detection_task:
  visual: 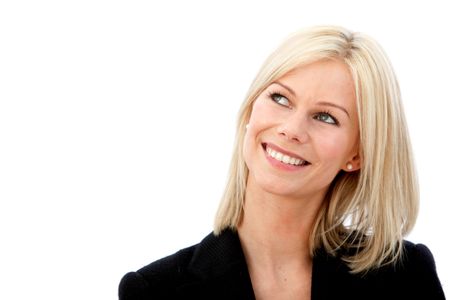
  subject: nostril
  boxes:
[278,129,307,144]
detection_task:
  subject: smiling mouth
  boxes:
[262,143,310,166]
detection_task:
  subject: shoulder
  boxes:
[118,229,250,300]
[401,241,436,269]
[364,241,445,299]
[118,244,197,299]
[396,241,444,295]
[313,240,446,299]
[378,241,440,277]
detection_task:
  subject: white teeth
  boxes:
[266,146,305,166]
[275,152,283,161]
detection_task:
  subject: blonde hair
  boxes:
[213,26,419,274]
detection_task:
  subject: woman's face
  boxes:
[243,59,360,201]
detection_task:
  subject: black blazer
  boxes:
[119,229,445,299]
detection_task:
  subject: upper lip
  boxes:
[263,142,309,163]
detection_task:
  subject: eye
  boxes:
[314,111,339,125]
[270,92,290,107]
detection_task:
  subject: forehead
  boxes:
[278,59,355,100]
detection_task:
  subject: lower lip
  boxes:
[263,145,308,172]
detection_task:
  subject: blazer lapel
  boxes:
[175,229,373,300]
[175,229,256,299]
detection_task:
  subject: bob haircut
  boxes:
[214,25,419,274]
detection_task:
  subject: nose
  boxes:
[277,114,310,144]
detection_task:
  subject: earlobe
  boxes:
[344,162,360,172]
[344,153,361,172]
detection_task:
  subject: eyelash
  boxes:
[267,91,290,107]
[315,110,340,126]
[266,90,340,126]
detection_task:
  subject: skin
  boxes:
[238,59,361,300]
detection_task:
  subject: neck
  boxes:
[237,177,326,267]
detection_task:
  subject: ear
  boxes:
[343,153,361,172]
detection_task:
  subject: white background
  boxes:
[1,1,448,299]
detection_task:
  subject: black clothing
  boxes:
[119,228,445,299]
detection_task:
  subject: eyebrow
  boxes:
[273,81,297,97]
[317,101,350,118]
[273,81,350,118]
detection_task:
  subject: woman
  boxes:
[119,26,445,299]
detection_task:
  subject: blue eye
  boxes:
[314,112,339,125]
[270,93,290,107]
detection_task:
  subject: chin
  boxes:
[258,178,306,198]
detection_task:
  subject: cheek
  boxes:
[248,98,269,126]
[242,129,252,161]
[244,103,267,151]
[243,99,272,167]
[315,131,354,163]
